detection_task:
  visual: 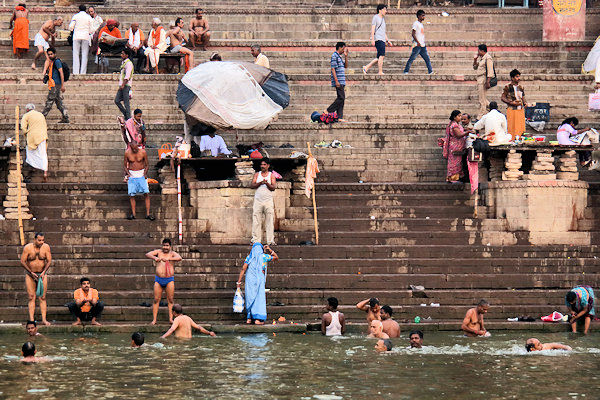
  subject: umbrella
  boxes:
[177,61,290,131]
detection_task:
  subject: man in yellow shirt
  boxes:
[251,44,270,69]
[67,277,104,326]
[20,104,48,182]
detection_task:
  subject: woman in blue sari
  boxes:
[237,243,278,325]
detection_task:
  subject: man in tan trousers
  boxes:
[473,44,494,117]
[251,158,276,245]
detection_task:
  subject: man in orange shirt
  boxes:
[67,277,104,326]
[98,19,123,73]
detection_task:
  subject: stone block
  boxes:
[523,174,557,180]
[556,172,579,180]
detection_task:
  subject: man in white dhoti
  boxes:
[20,104,49,182]
[144,18,167,73]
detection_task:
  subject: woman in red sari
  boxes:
[442,110,467,183]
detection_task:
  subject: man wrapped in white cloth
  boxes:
[20,104,49,181]
[144,18,168,72]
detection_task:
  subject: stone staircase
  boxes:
[0,4,598,325]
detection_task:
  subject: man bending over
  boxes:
[161,304,216,339]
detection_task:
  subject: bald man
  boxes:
[367,319,389,339]
[525,338,572,352]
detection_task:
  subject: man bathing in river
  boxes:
[375,339,393,353]
[20,233,52,325]
[131,332,145,347]
[321,297,346,336]
[525,338,572,352]
[380,305,400,338]
[368,320,389,339]
[409,330,424,348]
[26,320,42,337]
[461,299,490,337]
[21,341,48,363]
[146,238,182,325]
[161,304,216,339]
[356,297,381,323]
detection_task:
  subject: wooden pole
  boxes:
[177,160,183,244]
[15,106,24,245]
[306,142,319,245]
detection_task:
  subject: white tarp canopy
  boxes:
[583,36,600,76]
[180,62,283,130]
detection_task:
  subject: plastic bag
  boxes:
[233,288,244,313]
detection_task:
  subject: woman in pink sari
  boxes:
[442,110,467,183]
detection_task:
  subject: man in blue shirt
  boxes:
[327,41,348,121]
[42,47,69,123]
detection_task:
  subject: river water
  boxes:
[0,331,598,399]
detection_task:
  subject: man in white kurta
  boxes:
[473,101,511,145]
[144,18,167,71]
[199,133,232,156]
[21,103,49,181]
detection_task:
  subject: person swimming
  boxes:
[131,332,145,347]
[525,338,572,352]
[409,330,424,348]
[375,339,393,353]
[368,319,389,339]
[160,304,216,339]
[20,341,48,363]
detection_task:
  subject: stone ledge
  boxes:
[488,180,589,189]
[189,179,291,189]
[315,182,469,192]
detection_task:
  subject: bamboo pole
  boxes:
[177,160,183,244]
[306,142,319,245]
[15,106,24,245]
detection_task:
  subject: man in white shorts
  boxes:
[32,17,63,70]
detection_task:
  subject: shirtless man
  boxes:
[525,338,572,352]
[409,330,423,348]
[380,305,400,338]
[146,238,182,325]
[461,299,490,337]
[20,233,52,325]
[161,304,216,339]
[356,297,381,323]
[168,18,194,70]
[32,17,63,70]
[368,320,389,339]
[374,339,393,353]
[21,342,48,363]
[26,320,42,337]
[123,140,154,220]
[189,8,210,50]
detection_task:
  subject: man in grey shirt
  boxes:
[363,4,392,76]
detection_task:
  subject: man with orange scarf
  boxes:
[42,47,69,123]
[144,18,167,73]
[10,4,29,58]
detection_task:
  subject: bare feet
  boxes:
[43,175,48,183]
[72,319,82,326]
[42,320,51,326]
[150,320,157,325]
[31,63,36,70]
[254,320,264,325]
[90,318,101,326]
[246,319,252,324]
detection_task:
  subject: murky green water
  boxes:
[0,331,598,399]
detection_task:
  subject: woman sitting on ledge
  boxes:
[557,117,592,166]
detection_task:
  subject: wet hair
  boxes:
[449,110,461,121]
[417,9,425,17]
[409,330,424,339]
[34,232,44,239]
[132,332,145,346]
[261,157,271,166]
[47,47,56,55]
[327,297,338,309]
[22,341,35,357]
[79,5,87,11]
[377,4,387,12]
[477,299,490,307]
[525,343,535,352]
[561,117,579,127]
[195,8,204,13]
[335,42,346,50]
[26,320,36,327]
[210,53,222,61]
[510,69,521,78]
[172,304,183,314]
[488,101,498,110]
[80,277,90,284]
[369,297,380,308]
[134,109,142,116]
[162,238,172,246]
[478,44,487,52]
[566,291,577,303]
[382,339,393,351]
[175,17,183,26]
[381,305,393,316]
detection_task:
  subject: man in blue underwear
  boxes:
[146,238,182,325]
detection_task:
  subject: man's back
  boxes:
[382,319,400,338]
[174,315,193,338]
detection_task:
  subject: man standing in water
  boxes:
[20,233,52,326]
[461,299,490,337]
[380,305,400,338]
[409,330,423,348]
[321,297,346,336]
[368,320,389,339]
[161,304,216,339]
[146,238,182,325]
[124,139,154,220]
[356,297,381,323]
[21,342,48,363]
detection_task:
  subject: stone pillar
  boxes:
[489,155,504,181]
[526,149,556,180]
[235,160,255,182]
[556,150,579,180]
[4,151,32,220]
[502,150,523,181]
[543,0,585,41]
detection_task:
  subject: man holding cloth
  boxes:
[67,277,104,326]
[21,104,48,182]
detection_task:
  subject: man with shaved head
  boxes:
[525,338,571,352]
[368,320,389,339]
